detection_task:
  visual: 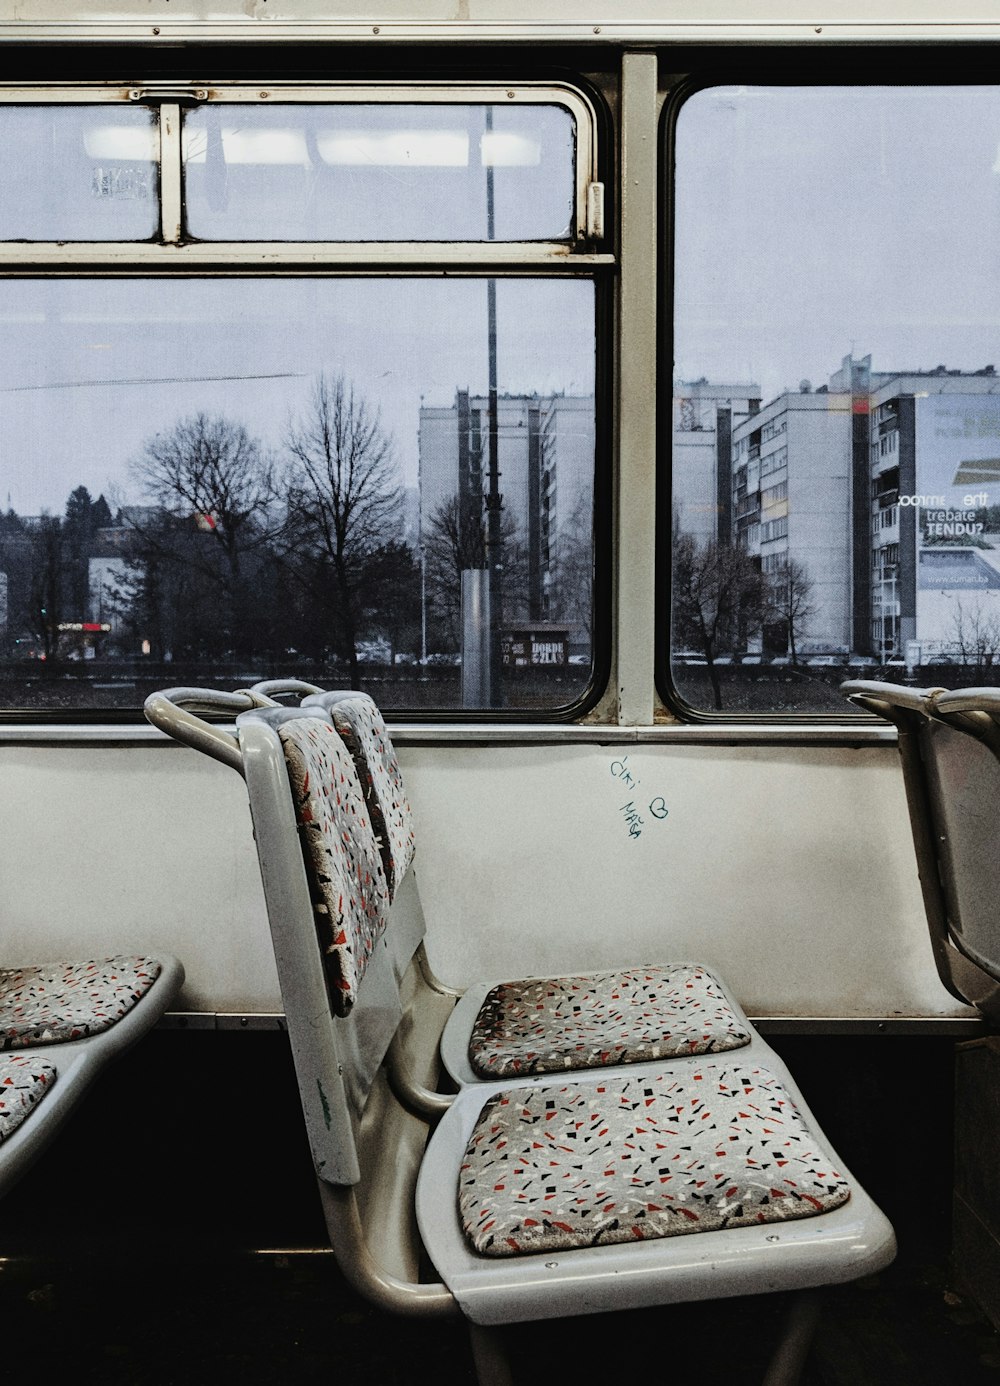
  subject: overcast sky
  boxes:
[8,85,999,516]
[0,277,595,517]
[674,85,1000,404]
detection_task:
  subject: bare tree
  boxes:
[672,532,767,710]
[27,515,65,662]
[0,510,34,655]
[949,595,1000,681]
[128,413,276,661]
[546,491,594,646]
[423,495,483,648]
[62,486,109,622]
[107,513,216,662]
[767,557,816,666]
[422,493,525,651]
[281,372,402,685]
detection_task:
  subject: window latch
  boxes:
[128,88,208,105]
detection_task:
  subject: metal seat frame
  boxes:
[842,680,1000,1022]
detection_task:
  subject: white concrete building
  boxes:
[672,379,760,544]
[730,383,854,654]
[418,390,594,625]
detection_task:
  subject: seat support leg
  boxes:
[761,1289,822,1386]
[467,1322,515,1386]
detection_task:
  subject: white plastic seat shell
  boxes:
[0,953,184,1198]
[417,1041,896,1326]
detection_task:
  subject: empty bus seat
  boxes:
[0,956,167,1049]
[842,679,1000,1021]
[146,685,895,1385]
[281,686,753,1088]
[0,952,183,1196]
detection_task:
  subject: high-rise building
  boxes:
[418,390,594,625]
[729,374,858,654]
[672,380,761,545]
[719,355,1000,660]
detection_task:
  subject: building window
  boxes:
[0,85,601,717]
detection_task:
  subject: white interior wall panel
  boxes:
[0,740,966,1019]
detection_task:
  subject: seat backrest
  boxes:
[145,687,408,1186]
[925,688,1000,1010]
[842,679,1000,1019]
[302,690,416,902]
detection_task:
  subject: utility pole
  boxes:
[484,104,504,706]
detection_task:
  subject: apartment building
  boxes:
[729,377,856,654]
[418,390,594,625]
[672,379,760,544]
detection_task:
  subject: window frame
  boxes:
[657,68,1000,725]
[0,81,602,262]
[0,76,613,724]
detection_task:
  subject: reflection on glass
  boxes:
[0,107,158,241]
[671,85,1000,714]
[0,278,594,711]
[182,104,575,241]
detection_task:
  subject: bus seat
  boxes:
[146,685,896,1385]
[293,686,753,1089]
[0,953,184,1197]
[842,679,1000,1022]
[0,688,206,1196]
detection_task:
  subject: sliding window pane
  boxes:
[182,104,576,241]
[0,278,594,711]
[0,107,158,240]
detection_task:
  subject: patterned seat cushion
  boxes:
[0,957,162,1050]
[327,695,415,901]
[468,964,751,1078]
[0,1054,57,1144]
[459,1062,850,1257]
[279,716,390,1016]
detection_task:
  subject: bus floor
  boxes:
[0,1250,998,1384]
[0,1030,996,1384]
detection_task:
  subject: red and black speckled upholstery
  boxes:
[0,1054,57,1145]
[325,695,415,902]
[459,1061,850,1257]
[467,964,751,1078]
[279,715,390,1016]
[0,957,163,1050]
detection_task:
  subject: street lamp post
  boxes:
[484,105,504,707]
[420,542,427,667]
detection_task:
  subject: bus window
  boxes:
[669,85,1000,715]
[0,85,603,718]
[183,102,577,243]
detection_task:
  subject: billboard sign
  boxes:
[914,395,1000,570]
[502,625,569,667]
[914,394,1000,527]
[913,395,1000,647]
